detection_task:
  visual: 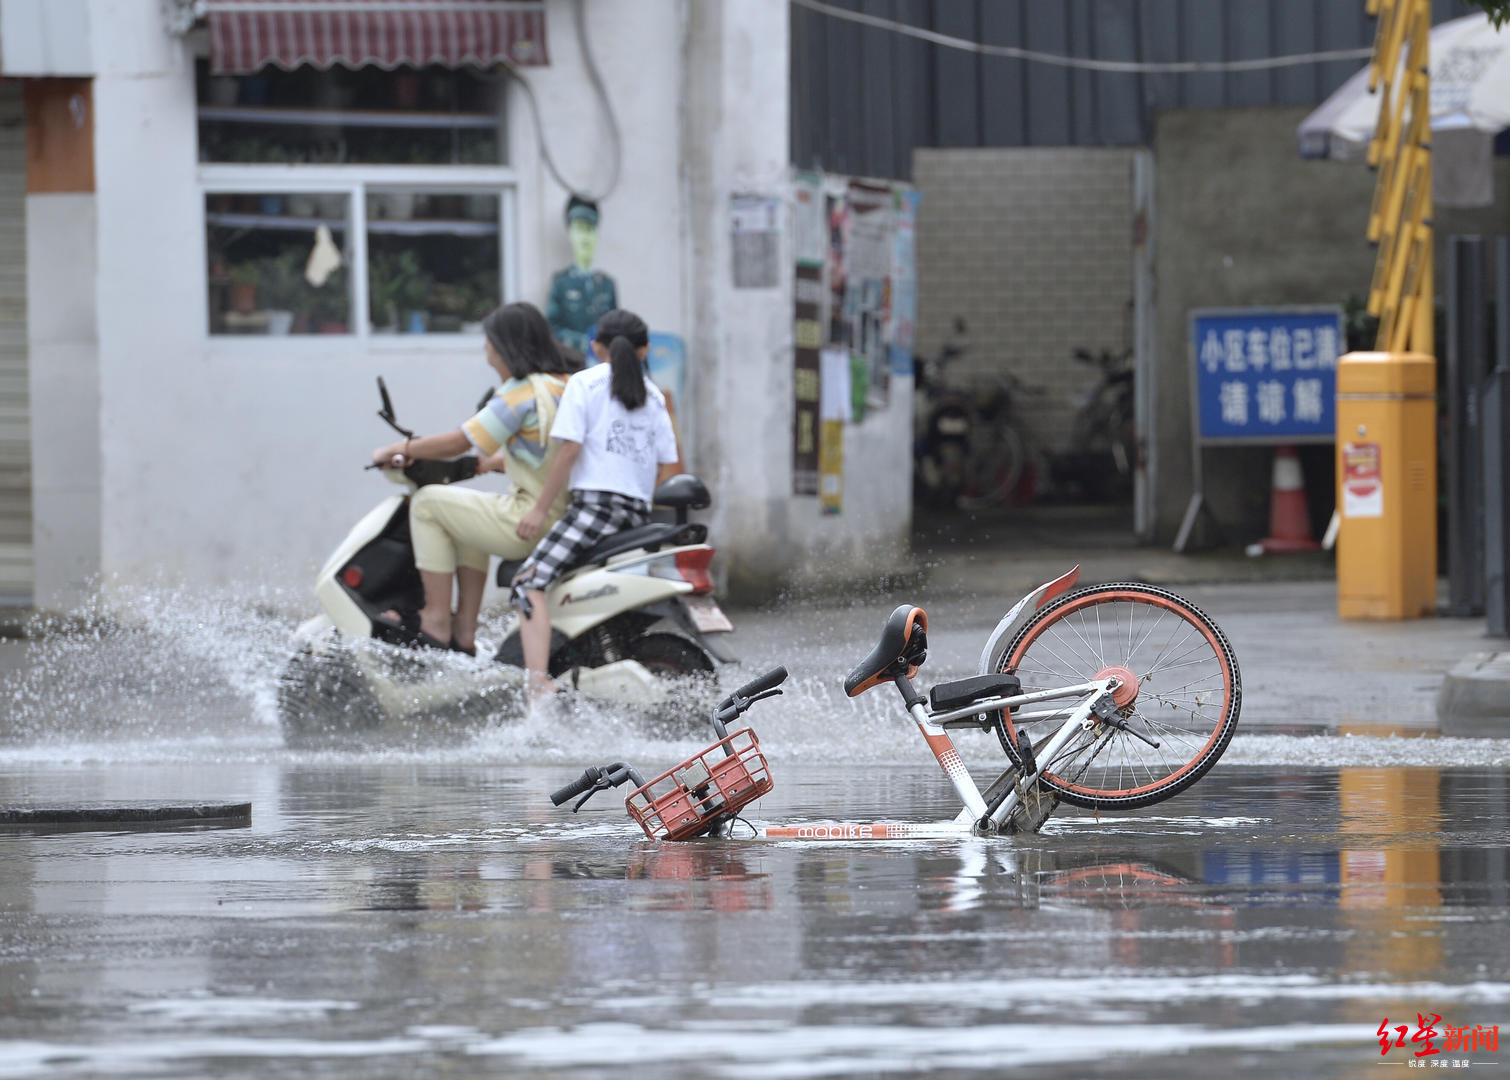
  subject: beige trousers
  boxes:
[409,484,537,574]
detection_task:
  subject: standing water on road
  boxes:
[2,581,1508,1077]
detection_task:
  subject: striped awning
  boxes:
[206,0,549,74]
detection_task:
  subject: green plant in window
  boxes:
[258,247,309,312]
[307,264,349,330]
[368,250,432,328]
[229,262,260,287]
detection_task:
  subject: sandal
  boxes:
[374,610,451,652]
[449,639,477,657]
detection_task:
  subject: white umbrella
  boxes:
[1297,12,1510,161]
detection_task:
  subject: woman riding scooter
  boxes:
[369,302,573,654]
[512,308,683,701]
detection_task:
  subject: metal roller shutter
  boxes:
[0,82,30,605]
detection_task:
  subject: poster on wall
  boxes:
[793,263,823,496]
[793,171,826,267]
[846,179,894,411]
[825,187,848,347]
[889,188,919,378]
[819,347,851,515]
[731,194,782,289]
[646,331,687,434]
[793,172,827,496]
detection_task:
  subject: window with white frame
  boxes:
[197,62,515,338]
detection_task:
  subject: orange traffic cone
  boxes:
[1254,445,1319,554]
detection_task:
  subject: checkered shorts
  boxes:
[511,490,651,610]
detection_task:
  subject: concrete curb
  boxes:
[1437,651,1510,737]
[0,802,252,828]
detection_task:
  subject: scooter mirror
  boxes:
[376,376,414,438]
[475,386,495,413]
[377,376,396,422]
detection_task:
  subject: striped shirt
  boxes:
[461,375,568,465]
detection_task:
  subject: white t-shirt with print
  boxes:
[550,363,679,504]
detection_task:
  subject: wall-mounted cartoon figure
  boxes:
[546,195,618,359]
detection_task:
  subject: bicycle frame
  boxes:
[753,674,1119,840]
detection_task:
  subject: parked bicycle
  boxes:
[548,567,1243,840]
[913,318,1042,511]
[1052,346,1136,502]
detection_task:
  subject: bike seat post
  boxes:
[891,673,927,712]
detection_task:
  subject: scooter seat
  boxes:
[576,522,695,566]
[844,604,928,697]
[492,523,706,588]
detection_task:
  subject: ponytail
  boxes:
[594,308,651,411]
[607,335,647,409]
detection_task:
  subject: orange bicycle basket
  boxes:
[625,728,773,841]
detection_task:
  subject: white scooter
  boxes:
[277,378,737,746]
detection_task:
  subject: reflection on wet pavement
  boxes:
[0,762,1506,1078]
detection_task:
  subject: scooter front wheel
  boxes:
[992,583,1241,811]
[625,633,718,739]
[277,637,386,746]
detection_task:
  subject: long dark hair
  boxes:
[595,309,650,410]
[483,302,570,380]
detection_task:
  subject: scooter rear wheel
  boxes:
[626,632,715,677]
[992,583,1241,810]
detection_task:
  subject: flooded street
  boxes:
[2,581,1508,1077]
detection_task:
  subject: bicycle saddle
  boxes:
[844,604,928,697]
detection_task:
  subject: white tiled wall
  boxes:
[913,147,1136,455]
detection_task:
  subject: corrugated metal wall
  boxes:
[791,0,1479,180]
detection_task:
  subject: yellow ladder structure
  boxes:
[1366,0,1434,356]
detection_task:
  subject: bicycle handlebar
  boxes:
[549,762,647,810]
[550,766,605,807]
[732,666,789,701]
[713,666,789,735]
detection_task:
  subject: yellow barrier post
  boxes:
[1335,352,1437,619]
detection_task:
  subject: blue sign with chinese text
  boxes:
[1191,308,1343,443]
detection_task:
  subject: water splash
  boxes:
[5,585,1508,774]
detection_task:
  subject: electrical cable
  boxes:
[790,0,1375,75]
[498,0,623,203]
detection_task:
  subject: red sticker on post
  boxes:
[1342,441,1383,518]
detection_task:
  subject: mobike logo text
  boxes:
[796,824,877,839]
[561,584,619,606]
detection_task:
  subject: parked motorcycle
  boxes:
[277,378,736,746]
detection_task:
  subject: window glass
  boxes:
[206,193,352,335]
[195,61,504,165]
[367,192,500,334]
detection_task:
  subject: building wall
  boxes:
[912,146,1136,459]
[1152,106,1379,544]
[683,2,911,599]
[4,0,909,610]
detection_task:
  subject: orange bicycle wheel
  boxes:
[993,583,1241,810]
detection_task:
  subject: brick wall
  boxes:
[912,147,1136,456]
